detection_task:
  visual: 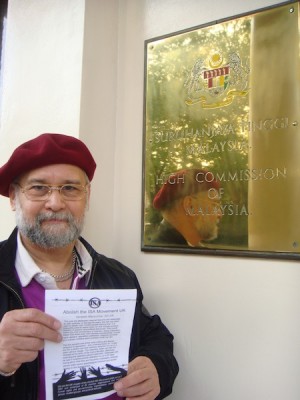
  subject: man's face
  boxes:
[189,191,222,242]
[9,164,90,248]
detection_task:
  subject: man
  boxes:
[151,169,222,247]
[0,133,178,400]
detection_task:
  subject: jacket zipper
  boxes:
[0,280,39,399]
[0,280,25,308]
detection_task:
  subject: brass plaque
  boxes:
[142,1,300,258]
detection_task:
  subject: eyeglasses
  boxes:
[16,184,89,201]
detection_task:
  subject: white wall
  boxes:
[1,1,300,400]
[0,0,85,236]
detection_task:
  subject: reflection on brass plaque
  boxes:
[142,1,300,259]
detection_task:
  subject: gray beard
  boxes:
[15,203,85,249]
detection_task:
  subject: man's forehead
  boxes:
[18,164,86,183]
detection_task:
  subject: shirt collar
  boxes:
[15,232,93,289]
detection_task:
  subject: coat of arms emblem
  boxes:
[185,51,250,108]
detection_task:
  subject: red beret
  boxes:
[153,169,220,210]
[0,133,97,197]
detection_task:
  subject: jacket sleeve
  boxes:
[130,300,179,399]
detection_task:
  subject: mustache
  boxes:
[37,212,73,222]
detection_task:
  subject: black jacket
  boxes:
[149,220,188,247]
[0,228,179,400]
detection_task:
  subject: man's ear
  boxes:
[183,195,195,216]
[9,185,17,211]
[85,184,91,210]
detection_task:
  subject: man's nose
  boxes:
[44,188,66,208]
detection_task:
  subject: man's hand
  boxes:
[0,308,61,374]
[114,356,160,400]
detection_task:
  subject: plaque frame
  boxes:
[141,1,300,260]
